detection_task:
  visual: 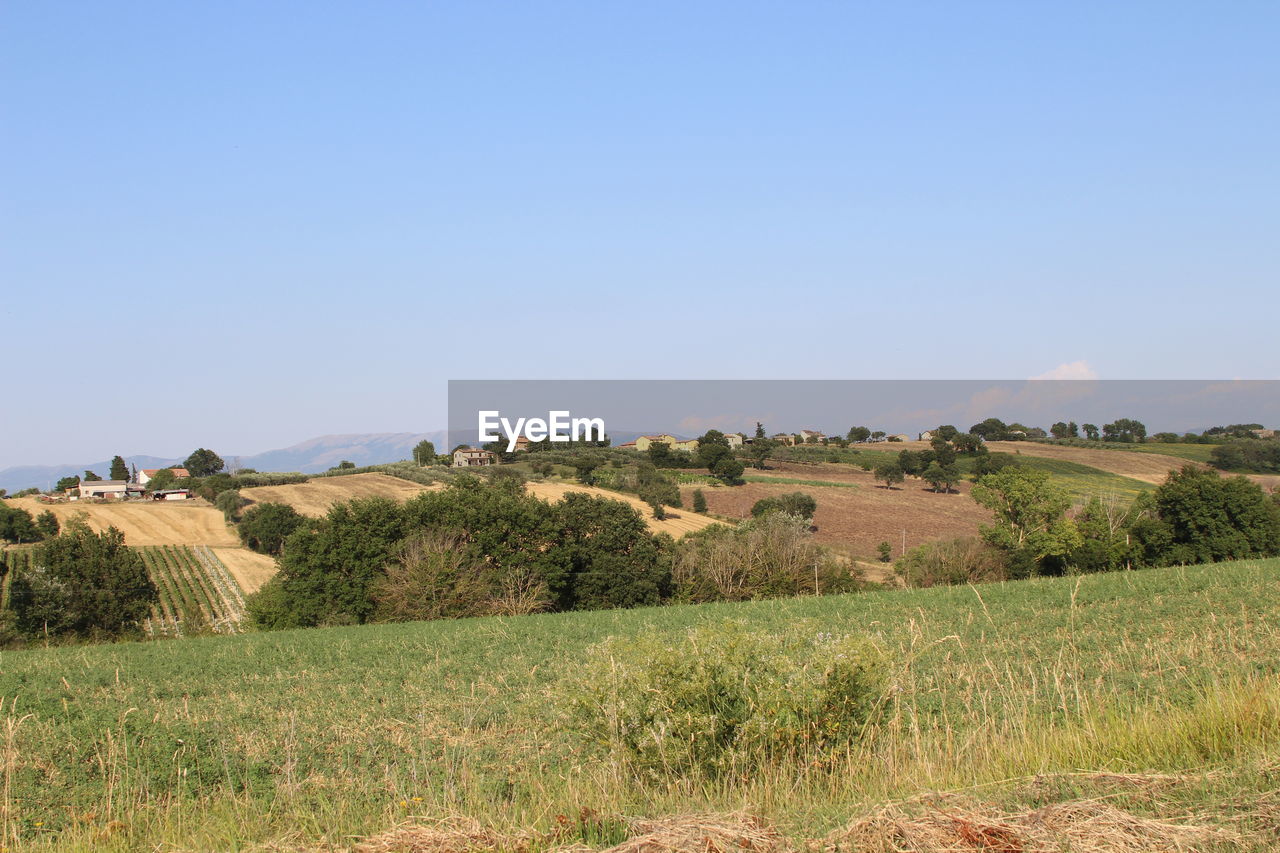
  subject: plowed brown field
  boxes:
[685,461,993,560]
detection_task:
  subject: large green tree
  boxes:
[183,448,225,478]
[1141,465,1280,565]
[874,461,905,489]
[238,502,306,555]
[109,455,129,481]
[695,430,733,470]
[412,439,437,466]
[0,504,39,543]
[9,521,157,637]
[1102,418,1147,443]
[970,467,1080,576]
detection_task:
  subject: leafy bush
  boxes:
[895,537,1008,587]
[238,502,306,555]
[1142,465,1280,565]
[1210,439,1280,474]
[250,477,674,628]
[672,512,851,602]
[557,621,886,777]
[214,488,245,521]
[371,531,518,621]
[0,504,39,543]
[750,491,816,520]
[9,521,157,639]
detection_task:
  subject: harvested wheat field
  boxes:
[686,463,993,559]
[525,481,722,537]
[7,497,240,547]
[240,472,437,516]
[211,546,278,593]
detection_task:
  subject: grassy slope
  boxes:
[4,558,1280,849]
[764,446,1155,502]
[1037,441,1218,463]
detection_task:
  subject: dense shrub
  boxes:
[1210,439,1280,474]
[262,497,408,627]
[895,537,1008,587]
[750,491,817,520]
[558,621,887,777]
[370,531,533,621]
[672,512,851,602]
[238,502,306,555]
[9,521,157,638]
[214,488,245,521]
[1141,466,1280,565]
[249,477,674,628]
[0,504,39,543]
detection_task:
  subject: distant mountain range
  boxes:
[0,432,448,494]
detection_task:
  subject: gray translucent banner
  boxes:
[446,380,1278,450]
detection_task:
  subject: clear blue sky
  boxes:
[2,2,1277,468]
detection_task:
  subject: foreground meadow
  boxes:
[3,558,1280,850]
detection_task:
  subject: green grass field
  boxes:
[1029,439,1220,464]
[773,446,1154,502]
[4,558,1280,849]
[1009,455,1155,501]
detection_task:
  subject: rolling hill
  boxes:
[0,431,448,493]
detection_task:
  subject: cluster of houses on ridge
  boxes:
[449,428,919,467]
[66,467,194,502]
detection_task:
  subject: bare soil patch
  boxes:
[686,463,992,560]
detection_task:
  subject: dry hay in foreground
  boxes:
[354,813,783,853]
[348,800,1239,853]
[824,794,1241,853]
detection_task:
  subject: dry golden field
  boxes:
[524,480,722,537]
[210,546,278,593]
[240,472,723,537]
[7,496,240,546]
[240,472,435,515]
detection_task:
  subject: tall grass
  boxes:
[2,558,1279,849]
